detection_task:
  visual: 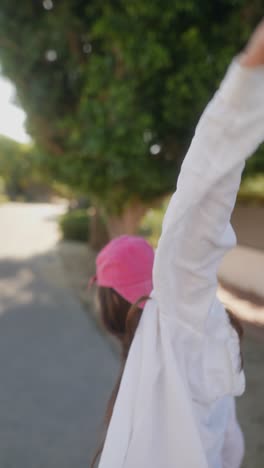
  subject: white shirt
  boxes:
[98,60,264,468]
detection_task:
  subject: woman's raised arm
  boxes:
[153,21,264,332]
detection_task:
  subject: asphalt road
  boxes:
[0,203,119,468]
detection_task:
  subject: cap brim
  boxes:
[114,279,153,309]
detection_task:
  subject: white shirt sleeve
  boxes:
[153,60,264,331]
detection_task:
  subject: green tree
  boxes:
[0,1,262,235]
[0,135,33,199]
[0,135,55,200]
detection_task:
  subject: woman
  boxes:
[91,19,264,468]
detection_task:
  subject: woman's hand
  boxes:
[240,19,264,67]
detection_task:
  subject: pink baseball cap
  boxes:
[90,235,154,307]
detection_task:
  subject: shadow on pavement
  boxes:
[0,250,118,468]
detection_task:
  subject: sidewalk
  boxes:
[219,245,264,300]
[0,203,119,468]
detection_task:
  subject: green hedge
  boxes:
[59,209,89,242]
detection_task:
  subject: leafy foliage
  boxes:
[0,134,72,200]
[0,1,263,216]
[0,135,38,198]
[238,174,264,203]
[59,209,90,242]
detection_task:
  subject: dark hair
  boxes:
[226,308,244,369]
[90,287,148,468]
[90,290,243,467]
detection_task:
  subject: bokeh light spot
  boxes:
[150,144,161,155]
[83,43,92,54]
[45,50,57,62]
[43,0,53,10]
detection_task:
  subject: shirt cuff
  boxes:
[218,57,264,110]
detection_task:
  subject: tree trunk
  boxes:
[107,200,148,238]
[89,206,109,251]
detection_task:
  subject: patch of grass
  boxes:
[238,175,264,204]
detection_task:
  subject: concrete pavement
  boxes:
[0,203,119,468]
